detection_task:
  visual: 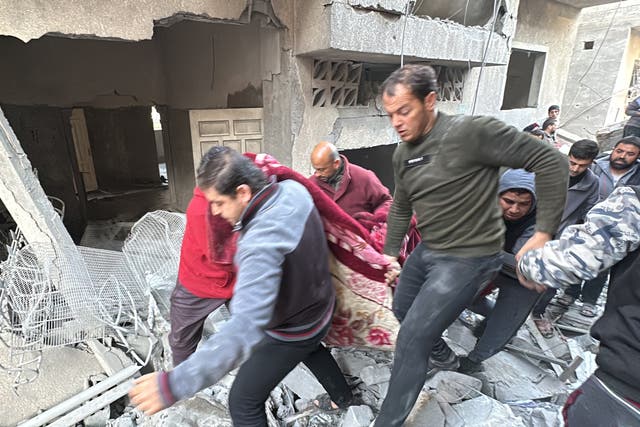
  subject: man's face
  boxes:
[568,155,593,177]
[499,191,533,221]
[202,185,251,226]
[382,84,436,143]
[610,143,640,171]
[312,157,340,182]
[548,109,560,120]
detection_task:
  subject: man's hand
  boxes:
[515,231,553,261]
[516,264,547,293]
[384,255,401,285]
[129,372,167,416]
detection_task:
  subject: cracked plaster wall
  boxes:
[0,0,246,42]
[562,0,640,137]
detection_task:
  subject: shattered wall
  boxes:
[474,0,581,130]
[562,0,640,137]
[0,0,246,42]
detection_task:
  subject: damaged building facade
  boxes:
[0,0,628,425]
[0,0,620,240]
[562,0,640,138]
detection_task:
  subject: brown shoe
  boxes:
[533,316,554,338]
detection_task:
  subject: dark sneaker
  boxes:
[457,356,484,375]
[426,351,460,377]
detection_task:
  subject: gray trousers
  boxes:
[169,281,227,366]
[563,375,640,426]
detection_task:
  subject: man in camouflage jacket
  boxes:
[518,186,640,426]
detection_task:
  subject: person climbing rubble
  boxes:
[129,146,353,425]
[373,63,567,427]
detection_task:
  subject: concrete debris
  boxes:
[340,405,374,427]
[428,371,483,403]
[405,392,445,427]
[453,395,526,427]
[359,364,391,386]
[282,365,327,400]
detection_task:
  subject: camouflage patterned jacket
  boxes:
[519,186,640,402]
[518,186,640,288]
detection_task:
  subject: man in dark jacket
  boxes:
[533,139,601,331]
[518,186,640,426]
[431,169,545,374]
[130,147,352,425]
[556,136,640,318]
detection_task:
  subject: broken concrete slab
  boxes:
[341,405,374,427]
[476,351,565,402]
[425,371,483,403]
[136,395,232,427]
[452,395,526,427]
[405,392,445,427]
[281,365,326,400]
[359,364,391,386]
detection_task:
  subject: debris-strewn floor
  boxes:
[1,302,600,427]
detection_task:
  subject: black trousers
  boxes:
[228,322,352,427]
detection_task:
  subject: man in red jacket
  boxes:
[169,187,236,366]
[310,141,392,223]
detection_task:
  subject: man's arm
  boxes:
[475,117,568,255]
[518,187,640,289]
[383,176,413,258]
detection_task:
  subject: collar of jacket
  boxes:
[569,168,597,191]
[233,179,279,232]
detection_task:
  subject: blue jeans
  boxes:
[374,244,502,427]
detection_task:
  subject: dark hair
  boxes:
[500,188,533,197]
[196,146,267,196]
[614,135,640,150]
[529,129,545,138]
[569,139,599,160]
[522,123,539,132]
[548,105,560,112]
[542,118,557,130]
[380,64,439,101]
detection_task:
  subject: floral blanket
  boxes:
[246,153,403,350]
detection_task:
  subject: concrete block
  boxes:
[341,405,374,427]
[453,395,526,427]
[405,392,445,427]
[281,365,326,400]
[360,365,391,386]
[433,371,483,403]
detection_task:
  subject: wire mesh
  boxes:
[122,211,185,318]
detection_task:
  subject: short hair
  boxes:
[529,129,545,138]
[196,146,267,196]
[522,123,539,133]
[614,135,640,150]
[542,118,557,131]
[380,64,439,101]
[500,188,533,197]
[548,105,560,112]
[569,139,599,160]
